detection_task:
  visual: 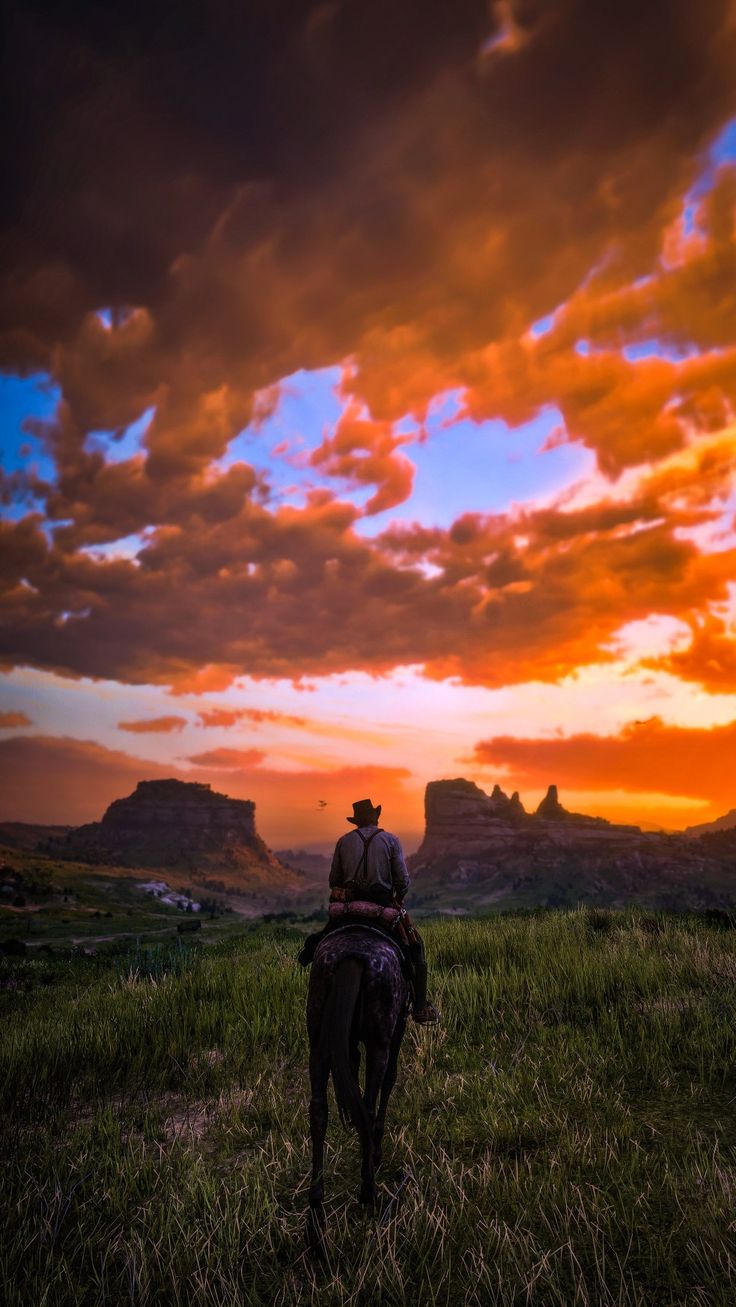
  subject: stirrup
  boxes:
[412,1002,441,1025]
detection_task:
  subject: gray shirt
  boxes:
[329,825,410,901]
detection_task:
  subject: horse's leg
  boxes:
[350,1040,361,1088]
[359,1040,391,1208]
[307,1044,330,1252]
[373,1007,407,1172]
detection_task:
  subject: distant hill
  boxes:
[0,822,70,851]
[685,808,736,837]
[408,778,736,912]
[43,779,302,891]
[275,848,331,882]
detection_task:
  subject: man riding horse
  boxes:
[300,797,440,1024]
[303,798,439,1233]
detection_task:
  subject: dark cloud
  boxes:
[1,1,736,696]
[4,0,734,380]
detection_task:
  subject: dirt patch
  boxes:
[57,1085,259,1146]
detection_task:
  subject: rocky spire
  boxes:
[508,790,526,818]
[536,783,567,819]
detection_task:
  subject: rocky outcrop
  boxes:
[419,778,525,860]
[409,778,736,910]
[536,783,563,818]
[508,791,525,818]
[417,778,637,857]
[46,779,301,887]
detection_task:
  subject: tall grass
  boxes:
[3,911,736,1304]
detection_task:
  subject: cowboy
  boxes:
[299,797,440,1024]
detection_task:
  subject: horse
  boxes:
[306,924,409,1237]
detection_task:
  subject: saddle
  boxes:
[314,918,411,980]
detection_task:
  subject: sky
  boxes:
[2,0,736,851]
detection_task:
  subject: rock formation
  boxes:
[536,783,565,818]
[508,791,525,818]
[408,778,736,910]
[46,779,301,888]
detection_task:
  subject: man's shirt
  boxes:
[329,825,410,901]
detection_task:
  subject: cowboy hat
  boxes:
[347,798,382,825]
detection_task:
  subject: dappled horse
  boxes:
[306,925,408,1237]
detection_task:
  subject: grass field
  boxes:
[3,910,736,1305]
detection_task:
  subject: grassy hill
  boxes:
[3,911,736,1304]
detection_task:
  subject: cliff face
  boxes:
[409,779,736,910]
[100,780,259,850]
[47,779,301,887]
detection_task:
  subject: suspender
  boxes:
[353,827,382,890]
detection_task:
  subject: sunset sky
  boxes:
[2,0,736,851]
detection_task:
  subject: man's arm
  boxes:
[329,838,345,889]
[389,835,410,901]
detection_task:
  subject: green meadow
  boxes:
[3,911,736,1306]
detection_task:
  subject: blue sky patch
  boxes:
[0,373,59,483]
[357,404,594,536]
[85,406,156,464]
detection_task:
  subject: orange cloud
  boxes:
[182,747,266,768]
[196,707,246,728]
[309,399,415,515]
[648,613,736,693]
[242,708,309,727]
[118,716,188,733]
[0,710,32,728]
[2,458,734,693]
[196,706,309,729]
[0,735,177,826]
[471,716,736,815]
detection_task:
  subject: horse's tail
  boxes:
[320,958,370,1138]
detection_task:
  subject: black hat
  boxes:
[347,798,382,826]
